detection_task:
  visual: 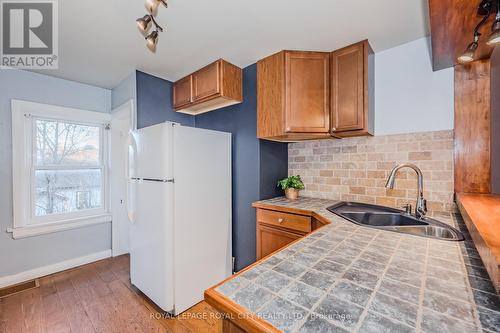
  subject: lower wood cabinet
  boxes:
[257,224,304,259]
[256,208,311,259]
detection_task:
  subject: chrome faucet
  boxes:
[385,163,427,219]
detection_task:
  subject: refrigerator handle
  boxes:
[127,179,137,224]
[128,132,138,179]
[127,133,138,224]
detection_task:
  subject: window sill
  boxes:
[7,214,112,239]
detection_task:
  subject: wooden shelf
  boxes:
[457,193,500,293]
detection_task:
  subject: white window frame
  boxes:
[10,100,112,239]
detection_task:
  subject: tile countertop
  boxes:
[209,197,500,333]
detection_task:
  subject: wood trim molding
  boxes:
[251,202,312,216]
[454,60,492,193]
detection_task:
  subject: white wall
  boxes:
[374,37,454,135]
[112,71,137,111]
[0,69,112,277]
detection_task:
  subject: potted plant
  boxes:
[277,175,305,200]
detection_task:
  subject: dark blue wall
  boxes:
[135,66,288,271]
[259,140,289,200]
[136,70,194,129]
[195,64,259,271]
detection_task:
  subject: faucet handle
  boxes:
[402,203,412,214]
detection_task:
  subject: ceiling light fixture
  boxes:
[458,34,480,64]
[487,0,500,45]
[458,0,499,63]
[146,30,160,52]
[136,0,167,52]
[136,14,152,32]
[145,0,167,14]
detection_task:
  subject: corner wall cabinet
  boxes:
[331,40,374,137]
[173,59,243,115]
[257,40,374,142]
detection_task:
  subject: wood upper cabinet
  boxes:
[173,59,242,115]
[285,52,330,133]
[331,40,374,137]
[257,51,331,142]
[172,75,192,109]
[257,41,374,142]
[192,61,220,102]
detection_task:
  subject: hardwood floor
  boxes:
[0,255,222,333]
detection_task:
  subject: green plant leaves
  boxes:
[277,175,305,190]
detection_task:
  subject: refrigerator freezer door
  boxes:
[173,126,232,315]
[132,122,173,180]
[130,179,174,312]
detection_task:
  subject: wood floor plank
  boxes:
[2,293,24,333]
[52,271,76,294]
[0,298,6,333]
[177,301,221,333]
[40,279,72,333]
[107,279,170,332]
[20,288,43,333]
[57,287,96,333]
[0,255,221,333]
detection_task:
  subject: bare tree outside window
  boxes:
[34,119,102,217]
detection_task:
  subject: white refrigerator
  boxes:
[128,122,232,315]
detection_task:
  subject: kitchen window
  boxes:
[11,100,112,239]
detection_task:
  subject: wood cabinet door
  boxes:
[284,52,330,133]
[192,61,220,102]
[331,42,365,132]
[173,76,192,109]
[256,224,303,260]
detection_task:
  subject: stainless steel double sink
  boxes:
[328,202,464,241]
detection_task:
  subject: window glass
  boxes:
[35,119,100,166]
[34,169,102,217]
[32,118,103,220]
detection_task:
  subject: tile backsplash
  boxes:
[288,130,454,212]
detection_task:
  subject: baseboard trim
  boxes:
[0,249,112,289]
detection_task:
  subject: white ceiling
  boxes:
[34,0,430,89]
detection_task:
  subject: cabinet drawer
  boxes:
[257,209,311,233]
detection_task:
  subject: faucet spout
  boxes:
[385,163,427,219]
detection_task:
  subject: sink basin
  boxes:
[393,225,459,240]
[327,202,464,241]
[341,212,428,227]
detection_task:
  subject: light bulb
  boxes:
[487,19,500,46]
[457,41,478,64]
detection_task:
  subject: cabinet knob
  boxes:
[331,127,336,131]
[278,218,284,223]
